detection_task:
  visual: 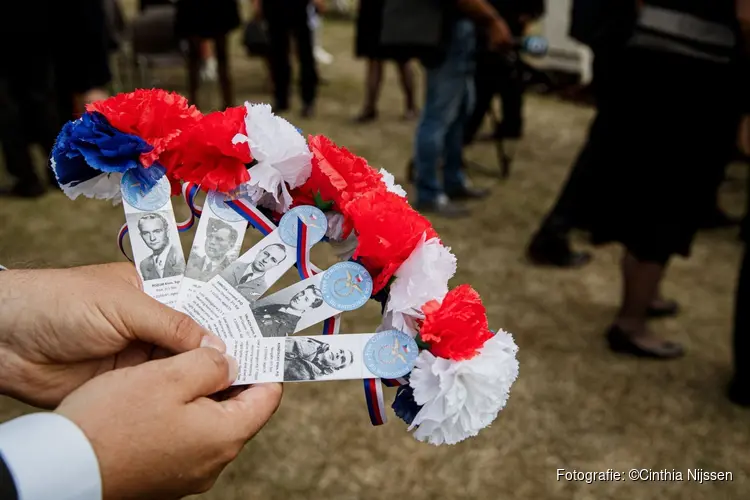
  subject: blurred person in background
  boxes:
[526,0,639,267]
[410,0,513,218]
[309,1,335,65]
[0,0,111,198]
[548,0,742,359]
[353,0,418,123]
[258,0,322,117]
[463,0,545,163]
[175,0,240,108]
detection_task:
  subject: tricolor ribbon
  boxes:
[381,377,408,387]
[225,198,275,236]
[364,378,387,426]
[182,182,203,218]
[295,217,340,335]
[117,222,132,262]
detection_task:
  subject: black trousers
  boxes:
[263,0,318,108]
[0,57,59,187]
[538,45,623,235]
[464,50,523,143]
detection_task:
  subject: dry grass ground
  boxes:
[1,11,749,500]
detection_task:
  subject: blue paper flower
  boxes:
[51,112,162,198]
[392,384,422,425]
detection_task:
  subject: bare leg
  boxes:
[214,35,233,108]
[357,59,382,121]
[613,251,682,355]
[186,37,202,106]
[396,60,417,118]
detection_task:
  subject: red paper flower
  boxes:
[291,135,386,215]
[161,106,253,193]
[87,89,202,168]
[347,189,438,293]
[419,285,494,361]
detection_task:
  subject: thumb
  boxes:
[220,383,283,439]
[111,287,225,355]
[145,347,239,402]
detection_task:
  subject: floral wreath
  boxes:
[51,90,519,446]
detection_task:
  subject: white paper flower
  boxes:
[232,103,312,213]
[385,234,456,337]
[55,163,123,205]
[408,330,519,445]
[379,168,407,198]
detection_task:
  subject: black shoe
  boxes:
[606,326,684,359]
[526,230,592,268]
[728,377,750,407]
[699,209,739,229]
[407,160,416,183]
[646,299,680,319]
[354,109,377,123]
[446,185,490,201]
[301,103,315,118]
[3,181,46,198]
[416,196,470,219]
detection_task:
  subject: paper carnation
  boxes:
[385,234,457,337]
[419,285,493,361]
[87,89,202,168]
[162,106,253,193]
[233,103,312,212]
[408,330,519,445]
[51,112,157,203]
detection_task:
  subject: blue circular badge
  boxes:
[319,262,372,311]
[120,172,170,211]
[363,330,419,379]
[279,206,327,248]
[207,190,244,222]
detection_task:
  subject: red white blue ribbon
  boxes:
[183,182,202,218]
[225,198,275,236]
[381,377,408,387]
[364,378,387,425]
[117,222,132,262]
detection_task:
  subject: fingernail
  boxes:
[200,335,226,353]
[225,354,239,384]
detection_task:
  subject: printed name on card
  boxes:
[227,331,419,385]
[207,261,373,341]
[175,191,249,310]
[121,172,186,308]
[182,205,328,329]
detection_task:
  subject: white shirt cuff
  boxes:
[0,413,102,500]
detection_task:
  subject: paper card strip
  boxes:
[175,191,249,310]
[182,229,296,327]
[228,330,419,385]
[205,261,373,340]
[120,172,186,308]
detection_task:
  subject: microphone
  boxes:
[516,35,548,57]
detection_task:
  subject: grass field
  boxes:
[1,9,749,500]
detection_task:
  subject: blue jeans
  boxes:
[414,20,476,204]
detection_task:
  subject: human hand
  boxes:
[0,263,224,408]
[252,0,263,19]
[57,347,283,499]
[313,0,326,13]
[487,16,513,51]
[740,115,750,157]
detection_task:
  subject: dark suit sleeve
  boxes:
[0,453,19,500]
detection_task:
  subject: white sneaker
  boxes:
[314,46,334,65]
[200,57,218,82]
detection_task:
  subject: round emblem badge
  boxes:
[320,262,373,311]
[279,206,327,248]
[207,190,245,222]
[363,330,419,379]
[120,171,170,211]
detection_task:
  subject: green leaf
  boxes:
[313,191,334,211]
[415,334,431,351]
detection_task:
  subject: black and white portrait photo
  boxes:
[219,243,288,303]
[133,212,185,281]
[184,218,240,282]
[283,337,355,382]
[251,285,325,337]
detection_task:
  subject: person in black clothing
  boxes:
[258,0,320,117]
[525,0,639,267]
[174,0,241,108]
[463,0,545,146]
[0,0,111,198]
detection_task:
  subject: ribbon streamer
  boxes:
[381,377,408,387]
[117,223,133,262]
[182,182,203,218]
[364,378,388,426]
[226,198,275,236]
